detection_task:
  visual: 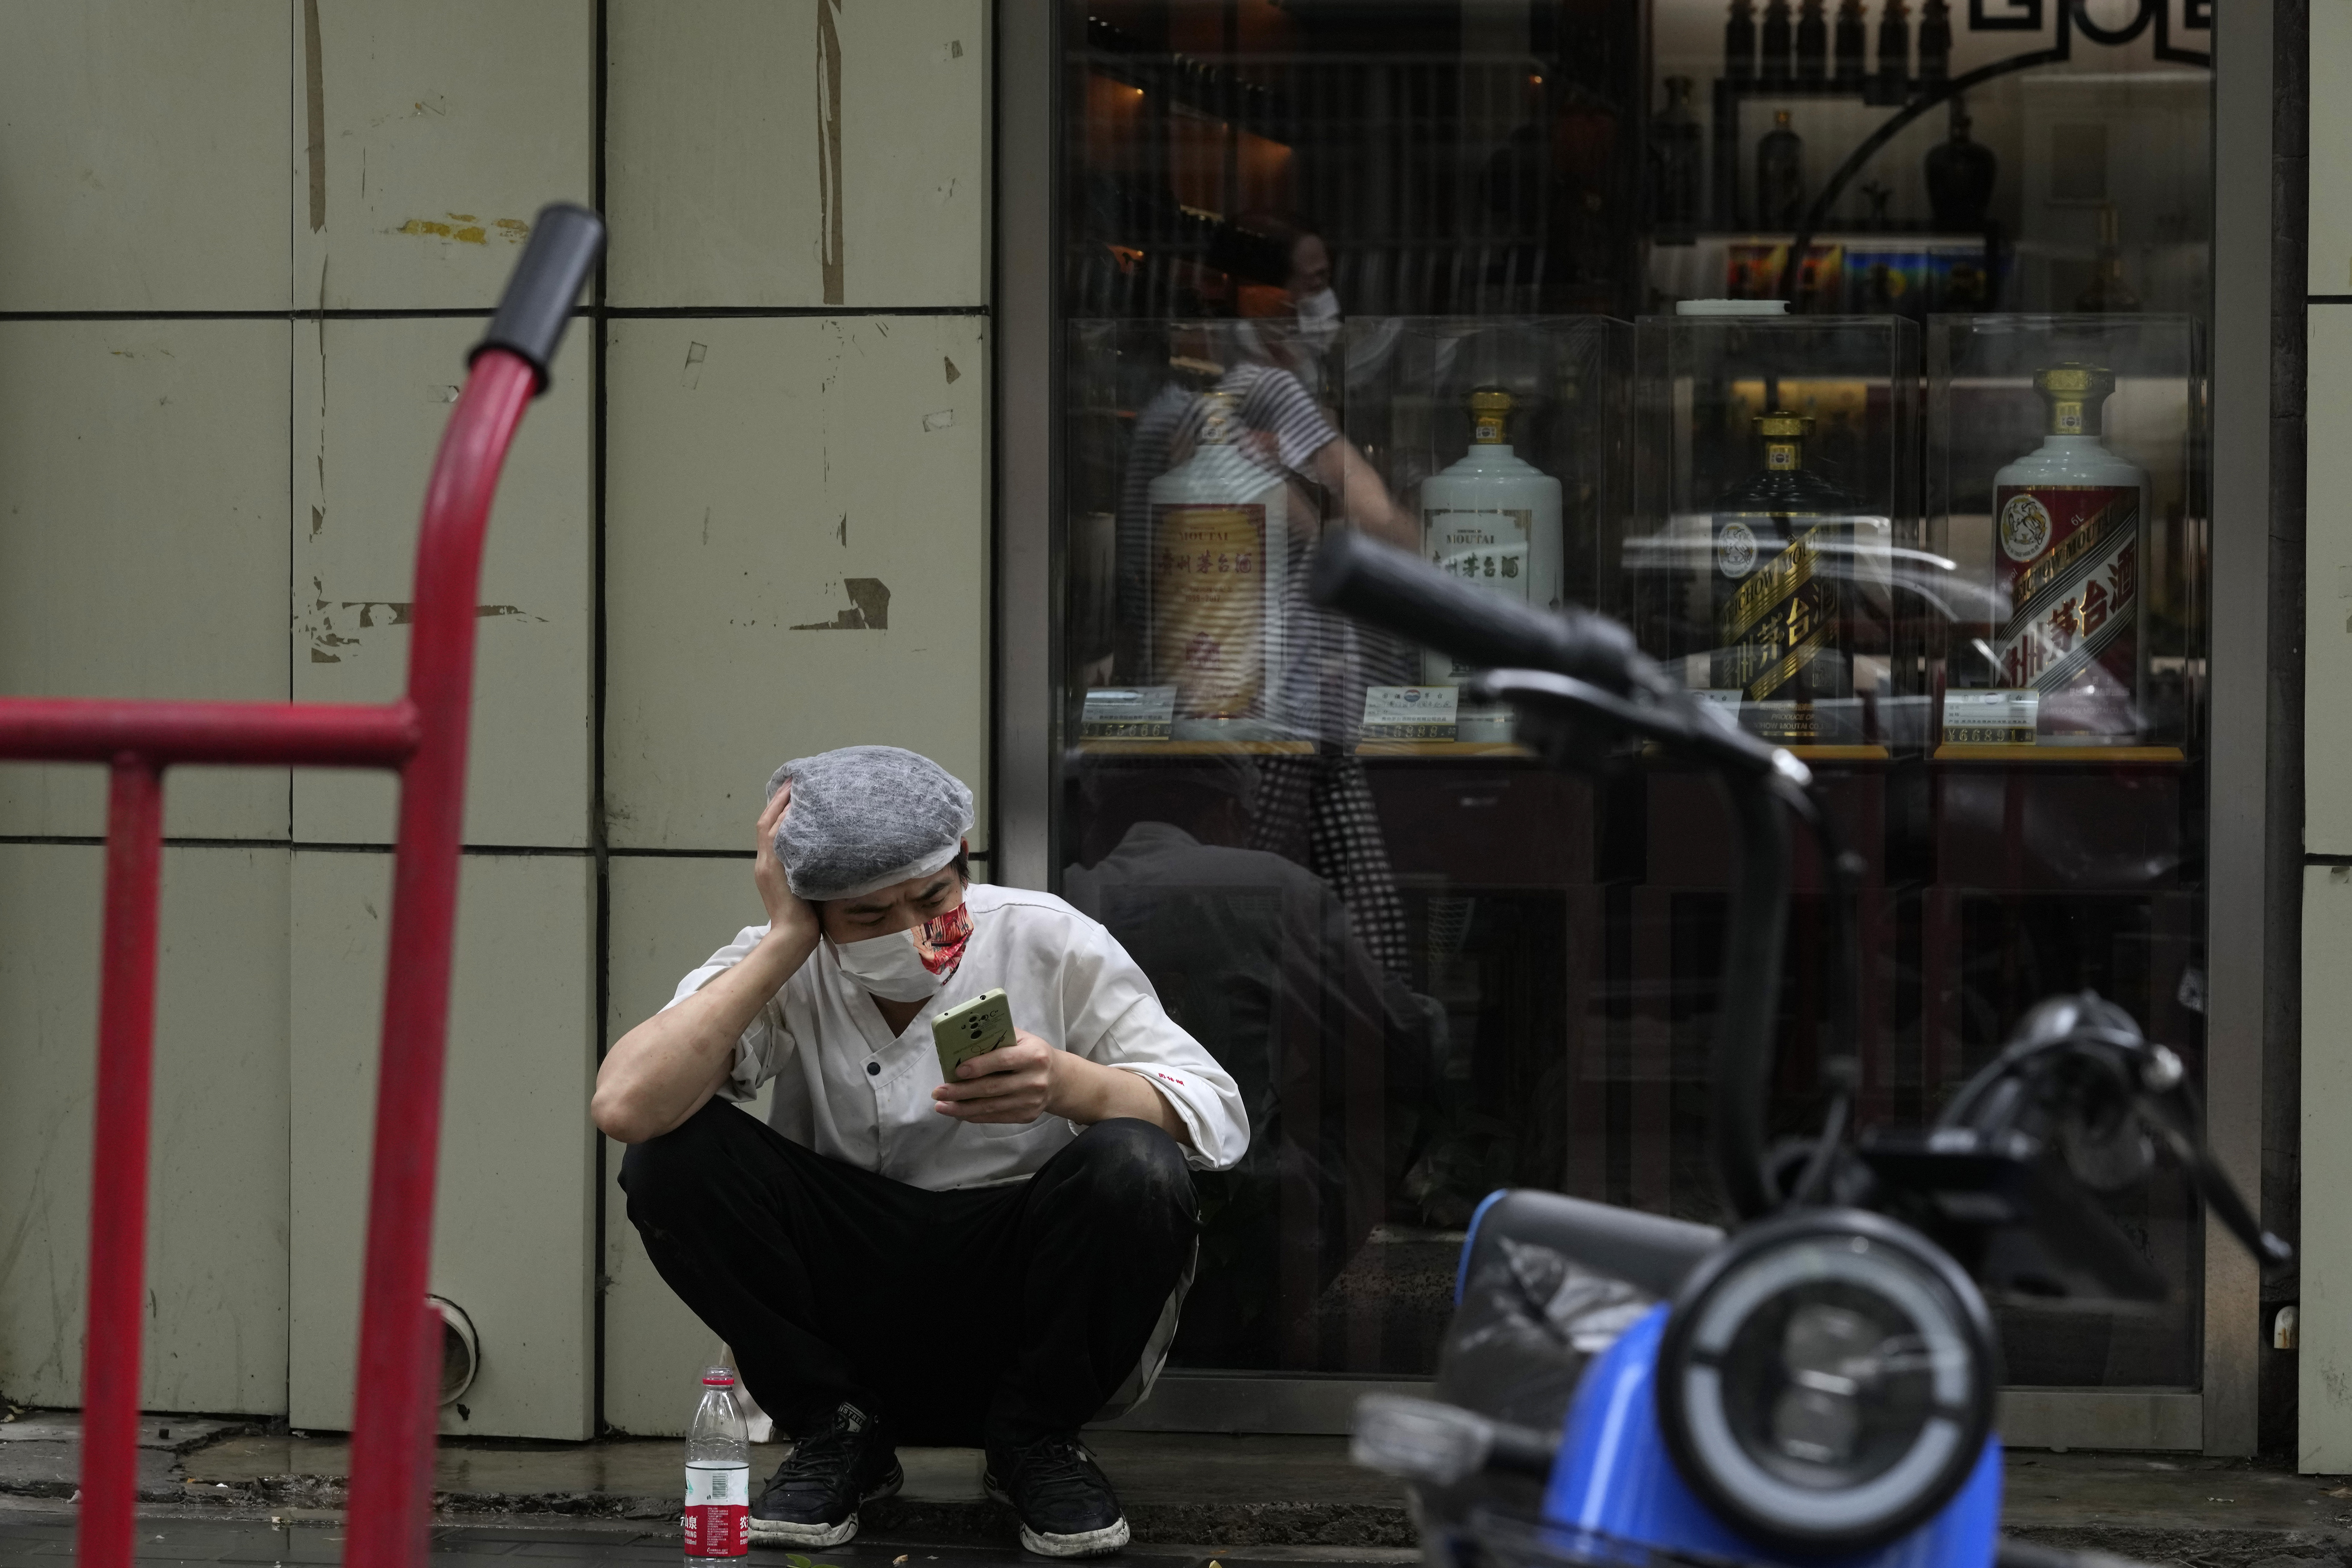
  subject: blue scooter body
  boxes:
[1538,1303,2003,1568]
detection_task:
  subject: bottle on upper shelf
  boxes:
[2074,204,2142,313]
[1988,365,2148,745]
[1758,111,1806,230]
[1144,388,1290,742]
[1917,0,1952,84]
[1797,0,1829,82]
[1419,388,1564,687]
[1653,76,1704,240]
[1833,0,1868,88]
[1712,412,1859,744]
[1725,0,1757,83]
[1761,0,1794,84]
[1924,94,1998,230]
[1877,0,1911,99]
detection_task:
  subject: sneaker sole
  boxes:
[747,1515,861,1549]
[1014,1517,1131,1558]
[748,1470,903,1548]
[984,1476,1130,1559]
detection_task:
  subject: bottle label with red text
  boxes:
[683,1463,749,1557]
[1992,484,2141,740]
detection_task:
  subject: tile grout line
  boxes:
[590,0,612,1443]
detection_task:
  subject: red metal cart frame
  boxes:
[0,205,604,1568]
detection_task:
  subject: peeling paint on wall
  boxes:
[791,578,889,631]
[303,0,327,232]
[816,0,846,305]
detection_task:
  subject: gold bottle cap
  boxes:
[1197,388,1240,441]
[1755,410,1814,438]
[1470,387,1513,443]
[2035,363,2114,399]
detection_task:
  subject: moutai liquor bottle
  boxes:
[1420,388,1564,685]
[1147,389,1289,740]
[1712,411,1856,743]
[1990,364,2146,744]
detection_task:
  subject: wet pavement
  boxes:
[10,1417,2352,1564]
[0,1504,1412,1568]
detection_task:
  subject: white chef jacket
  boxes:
[664,883,1250,1191]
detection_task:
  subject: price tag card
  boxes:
[1942,689,2038,746]
[1361,685,1458,742]
[1456,703,1515,744]
[1081,686,1176,740]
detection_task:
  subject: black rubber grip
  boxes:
[468,202,606,396]
[1310,528,1648,696]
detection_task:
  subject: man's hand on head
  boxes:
[753,782,818,946]
[931,1028,1058,1124]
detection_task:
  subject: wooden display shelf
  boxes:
[1354,739,1535,758]
[1075,739,1317,756]
[1931,744,2187,764]
[1786,744,1891,762]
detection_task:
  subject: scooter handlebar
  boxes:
[1311,529,1655,697]
[469,202,606,396]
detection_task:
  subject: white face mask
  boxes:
[1294,287,1341,348]
[831,927,946,1002]
[828,902,973,1003]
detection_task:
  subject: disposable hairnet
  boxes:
[766,746,975,901]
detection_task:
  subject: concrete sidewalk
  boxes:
[9,1415,2352,1563]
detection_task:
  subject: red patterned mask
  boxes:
[912,901,973,977]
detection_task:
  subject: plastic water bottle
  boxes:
[683,1366,750,1557]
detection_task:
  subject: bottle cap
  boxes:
[702,1367,737,1388]
[1755,410,1813,438]
[2035,363,2114,399]
[1468,388,1513,415]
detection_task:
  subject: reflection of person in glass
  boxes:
[1116,219,1421,977]
[1064,760,1435,1367]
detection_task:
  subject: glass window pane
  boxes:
[1058,0,2214,1389]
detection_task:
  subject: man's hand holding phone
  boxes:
[931,1027,1060,1124]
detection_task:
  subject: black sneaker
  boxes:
[984,1434,1130,1557]
[749,1402,901,1547]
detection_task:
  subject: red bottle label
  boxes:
[1991,484,2141,740]
[684,1464,749,1557]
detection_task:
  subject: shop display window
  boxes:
[1056,0,2214,1395]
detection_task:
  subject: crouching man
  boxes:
[593,746,1247,1557]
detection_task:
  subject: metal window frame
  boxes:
[994,2,2277,1451]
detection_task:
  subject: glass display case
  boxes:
[1338,316,1633,750]
[1053,0,2221,1417]
[1627,310,1922,753]
[1928,313,2203,757]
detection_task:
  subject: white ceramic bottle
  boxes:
[1145,389,1289,740]
[1988,363,2148,744]
[1419,388,1564,686]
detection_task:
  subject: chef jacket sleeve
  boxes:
[1054,909,1250,1171]
[660,923,796,1102]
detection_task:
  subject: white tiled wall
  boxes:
[0,0,991,1436]
[605,0,986,309]
[292,316,594,847]
[2312,5,2352,1468]
[0,844,291,1414]
[288,851,596,1439]
[599,855,773,1436]
[0,1,293,312]
[0,319,293,841]
[603,315,991,854]
[299,0,594,311]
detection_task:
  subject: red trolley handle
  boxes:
[341,202,603,1568]
[47,201,599,1568]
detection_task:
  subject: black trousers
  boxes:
[620,1099,1198,1448]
